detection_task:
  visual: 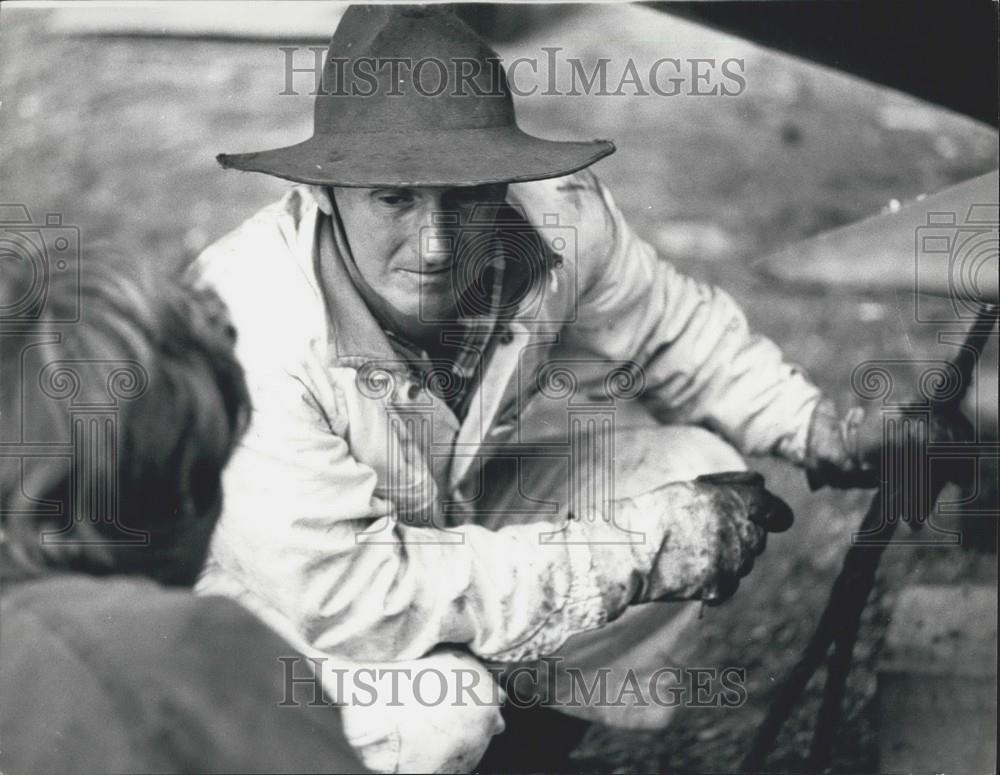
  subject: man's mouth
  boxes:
[404,266,452,276]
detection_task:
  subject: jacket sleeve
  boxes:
[201,348,606,664]
[566,174,822,463]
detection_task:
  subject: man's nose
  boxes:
[420,197,457,269]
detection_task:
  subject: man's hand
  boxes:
[804,398,974,490]
[581,471,794,619]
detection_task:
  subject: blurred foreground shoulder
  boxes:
[0,573,368,775]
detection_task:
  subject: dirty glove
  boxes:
[803,397,974,490]
[580,471,794,619]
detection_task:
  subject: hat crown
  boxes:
[315,5,515,135]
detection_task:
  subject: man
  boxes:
[0,257,367,774]
[192,5,948,772]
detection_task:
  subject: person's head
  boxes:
[332,182,507,328]
[0,256,250,586]
[216,6,615,324]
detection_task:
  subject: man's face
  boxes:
[333,184,507,327]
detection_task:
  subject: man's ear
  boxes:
[308,185,335,216]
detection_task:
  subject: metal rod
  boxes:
[743,304,998,772]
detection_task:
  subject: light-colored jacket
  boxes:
[192,170,820,665]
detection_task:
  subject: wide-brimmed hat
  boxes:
[217,5,615,187]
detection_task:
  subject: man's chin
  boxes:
[412,304,460,326]
[385,297,459,329]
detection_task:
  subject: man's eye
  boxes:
[376,192,413,207]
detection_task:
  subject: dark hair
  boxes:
[0,255,250,585]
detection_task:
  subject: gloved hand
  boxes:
[803,397,974,490]
[579,471,794,619]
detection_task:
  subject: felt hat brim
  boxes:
[217,126,615,187]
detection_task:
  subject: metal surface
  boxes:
[757,170,999,302]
